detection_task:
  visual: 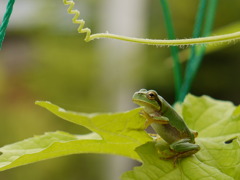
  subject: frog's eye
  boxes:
[147,91,157,100]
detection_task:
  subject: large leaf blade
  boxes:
[123,95,240,180]
[0,102,152,171]
[122,142,234,180]
[35,101,150,143]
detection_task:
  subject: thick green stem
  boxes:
[159,0,182,100]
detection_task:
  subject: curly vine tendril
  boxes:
[63,0,240,46]
[63,0,91,41]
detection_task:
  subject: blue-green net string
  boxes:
[159,0,182,101]
[0,0,16,49]
[179,0,218,102]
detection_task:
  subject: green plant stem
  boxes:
[0,0,16,49]
[64,0,240,46]
[179,0,218,101]
[88,32,239,45]
[159,0,182,100]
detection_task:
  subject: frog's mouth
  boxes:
[132,98,160,110]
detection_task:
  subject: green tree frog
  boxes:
[132,89,200,163]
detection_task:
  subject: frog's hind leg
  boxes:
[174,148,200,166]
[168,139,200,166]
[169,139,200,153]
[159,148,200,167]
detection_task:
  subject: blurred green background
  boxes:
[0,0,239,179]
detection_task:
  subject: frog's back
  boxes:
[163,102,188,132]
[151,96,194,144]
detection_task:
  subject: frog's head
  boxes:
[132,89,161,110]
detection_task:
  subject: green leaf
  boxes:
[232,105,240,119]
[122,95,240,180]
[0,102,151,171]
[122,142,234,180]
[0,131,97,171]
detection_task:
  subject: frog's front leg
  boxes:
[140,110,169,128]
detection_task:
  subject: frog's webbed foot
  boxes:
[162,148,200,167]
[158,139,200,167]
